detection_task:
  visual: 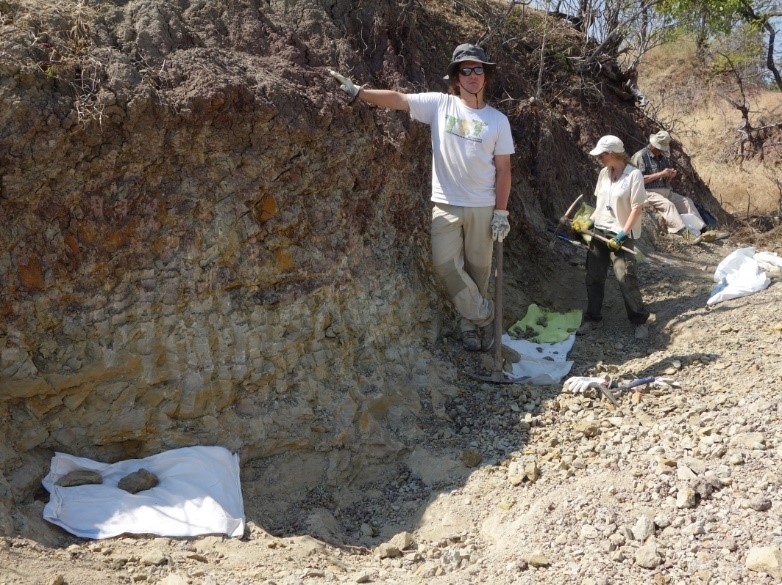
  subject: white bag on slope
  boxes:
[707,247,770,306]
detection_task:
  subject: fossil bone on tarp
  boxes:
[42,446,244,539]
[507,303,582,343]
[503,304,581,385]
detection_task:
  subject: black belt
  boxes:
[594,227,635,241]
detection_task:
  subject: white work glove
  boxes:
[564,376,607,394]
[491,210,510,242]
[328,70,361,100]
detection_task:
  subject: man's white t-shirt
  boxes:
[407,93,515,207]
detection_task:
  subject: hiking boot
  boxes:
[576,319,602,335]
[462,330,481,352]
[481,322,495,352]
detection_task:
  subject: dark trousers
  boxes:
[584,234,649,325]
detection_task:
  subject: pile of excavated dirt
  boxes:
[3,231,782,584]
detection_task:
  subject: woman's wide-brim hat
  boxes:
[444,43,496,80]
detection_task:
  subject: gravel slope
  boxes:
[2,235,782,585]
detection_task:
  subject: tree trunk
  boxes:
[763,21,782,91]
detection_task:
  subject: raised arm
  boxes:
[329,70,409,112]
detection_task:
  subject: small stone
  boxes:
[676,464,697,481]
[731,432,765,450]
[140,551,168,566]
[654,514,671,529]
[676,486,697,509]
[580,525,599,539]
[631,516,655,542]
[461,448,482,468]
[525,553,549,567]
[747,497,772,512]
[635,541,661,568]
[524,460,539,482]
[159,575,188,585]
[387,531,413,550]
[574,419,601,438]
[118,468,159,494]
[746,546,782,579]
[56,470,103,487]
[501,344,521,363]
[374,543,401,559]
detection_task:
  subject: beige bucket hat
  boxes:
[649,130,671,154]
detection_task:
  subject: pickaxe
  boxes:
[580,227,638,256]
[466,239,528,385]
[554,194,584,239]
[587,375,656,409]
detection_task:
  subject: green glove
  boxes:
[571,219,594,233]
[607,230,628,251]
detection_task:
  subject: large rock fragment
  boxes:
[56,470,103,487]
[117,468,159,494]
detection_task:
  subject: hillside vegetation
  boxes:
[638,36,781,219]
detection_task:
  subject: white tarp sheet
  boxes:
[42,446,245,539]
[707,247,781,305]
[502,333,576,385]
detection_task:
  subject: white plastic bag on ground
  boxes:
[755,251,782,276]
[681,213,705,235]
[502,333,575,384]
[42,446,245,539]
[707,247,770,306]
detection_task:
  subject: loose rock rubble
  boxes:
[2,236,782,584]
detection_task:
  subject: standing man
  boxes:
[631,130,706,238]
[329,43,515,352]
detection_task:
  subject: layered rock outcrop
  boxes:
[0,0,722,535]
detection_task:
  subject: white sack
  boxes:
[707,247,771,306]
[502,334,575,385]
[681,213,705,235]
[42,446,245,539]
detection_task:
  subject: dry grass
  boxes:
[2,0,105,124]
[638,37,781,218]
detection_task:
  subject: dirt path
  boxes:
[3,235,782,585]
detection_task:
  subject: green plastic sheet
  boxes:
[507,303,582,343]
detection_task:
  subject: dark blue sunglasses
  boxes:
[458,66,485,76]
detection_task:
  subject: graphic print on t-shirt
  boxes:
[445,115,487,143]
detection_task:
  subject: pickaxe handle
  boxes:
[613,376,656,391]
[559,194,584,225]
[581,228,638,256]
[586,381,621,408]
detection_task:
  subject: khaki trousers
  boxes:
[431,203,495,333]
[646,187,703,233]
